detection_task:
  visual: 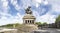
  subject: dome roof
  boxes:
[23,14,36,19]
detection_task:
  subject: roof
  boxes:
[23,14,36,19]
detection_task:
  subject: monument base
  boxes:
[17,24,38,33]
[25,24,38,29]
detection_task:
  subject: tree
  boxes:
[35,22,43,28]
[42,22,47,26]
[35,22,42,26]
[55,15,60,23]
[55,15,60,28]
[0,23,21,28]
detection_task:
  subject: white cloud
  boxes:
[32,0,42,7]
[0,0,9,13]
[47,0,60,14]
[15,5,20,10]
[1,0,7,2]
[0,12,23,25]
[10,0,21,11]
[0,0,60,25]
[35,0,42,3]
[10,13,23,24]
[32,0,49,7]
[52,4,60,12]
[33,11,56,24]
[0,0,23,25]
[39,14,56,24]
[1,0,8,8]
[3,1,8,7]
[43,0,48,5]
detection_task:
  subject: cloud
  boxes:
[47,0,60,14]
[0,0,60,25]
[0,0,9,13]
[39,14,56,24]
[35,0,42,3]
[0,12,23,25]
[52,4,60,12]
[10,0,21,11]
[33,0,42,7]
[0,0,23,25]
[33,10,56,24]
[43,0,48,5]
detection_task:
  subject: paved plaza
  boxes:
[33,28,60,33]
[44,28,60,33]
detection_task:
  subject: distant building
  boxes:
[55,21,60,28]
[38,23,56,29]
[48,23,55,28]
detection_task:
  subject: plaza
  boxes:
[32,28,60,33]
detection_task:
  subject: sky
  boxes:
[0,0,60,25]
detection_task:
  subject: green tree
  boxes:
[42,22,47,26]
[35,22,42,25]
[55,15,60,23]
[43,22,47,25]
[0,23,21,28]
[55,15,60,28]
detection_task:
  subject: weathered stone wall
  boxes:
[16,24,38,33]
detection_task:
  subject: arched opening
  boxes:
[25,20,27,24]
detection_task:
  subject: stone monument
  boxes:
[23,6,36,25]
[22,6,38,33]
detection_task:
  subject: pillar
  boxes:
[32,20,34,24]
[23,20,25,24]
[30,20,31,24]
[31,20,32,24]
[29,20,30,24]
[26,20,28,24]
[28,20,29,24]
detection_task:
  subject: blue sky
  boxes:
[0,0,60,25]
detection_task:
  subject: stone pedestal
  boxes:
[22,6,38,33]
[23,6,36,25]
[23,14,35,24]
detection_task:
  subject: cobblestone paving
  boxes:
[42,28,60,33]
[32,28,60,33]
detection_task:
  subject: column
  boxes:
[31,20,32,24]
[27,20,29,24]
[32,20,34,24]
[30,20,31,24]
[29,20,30,24]
[23,20,25,24]
[29,20,31,24]
[27,20,28,24]
[23,20,24,23]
